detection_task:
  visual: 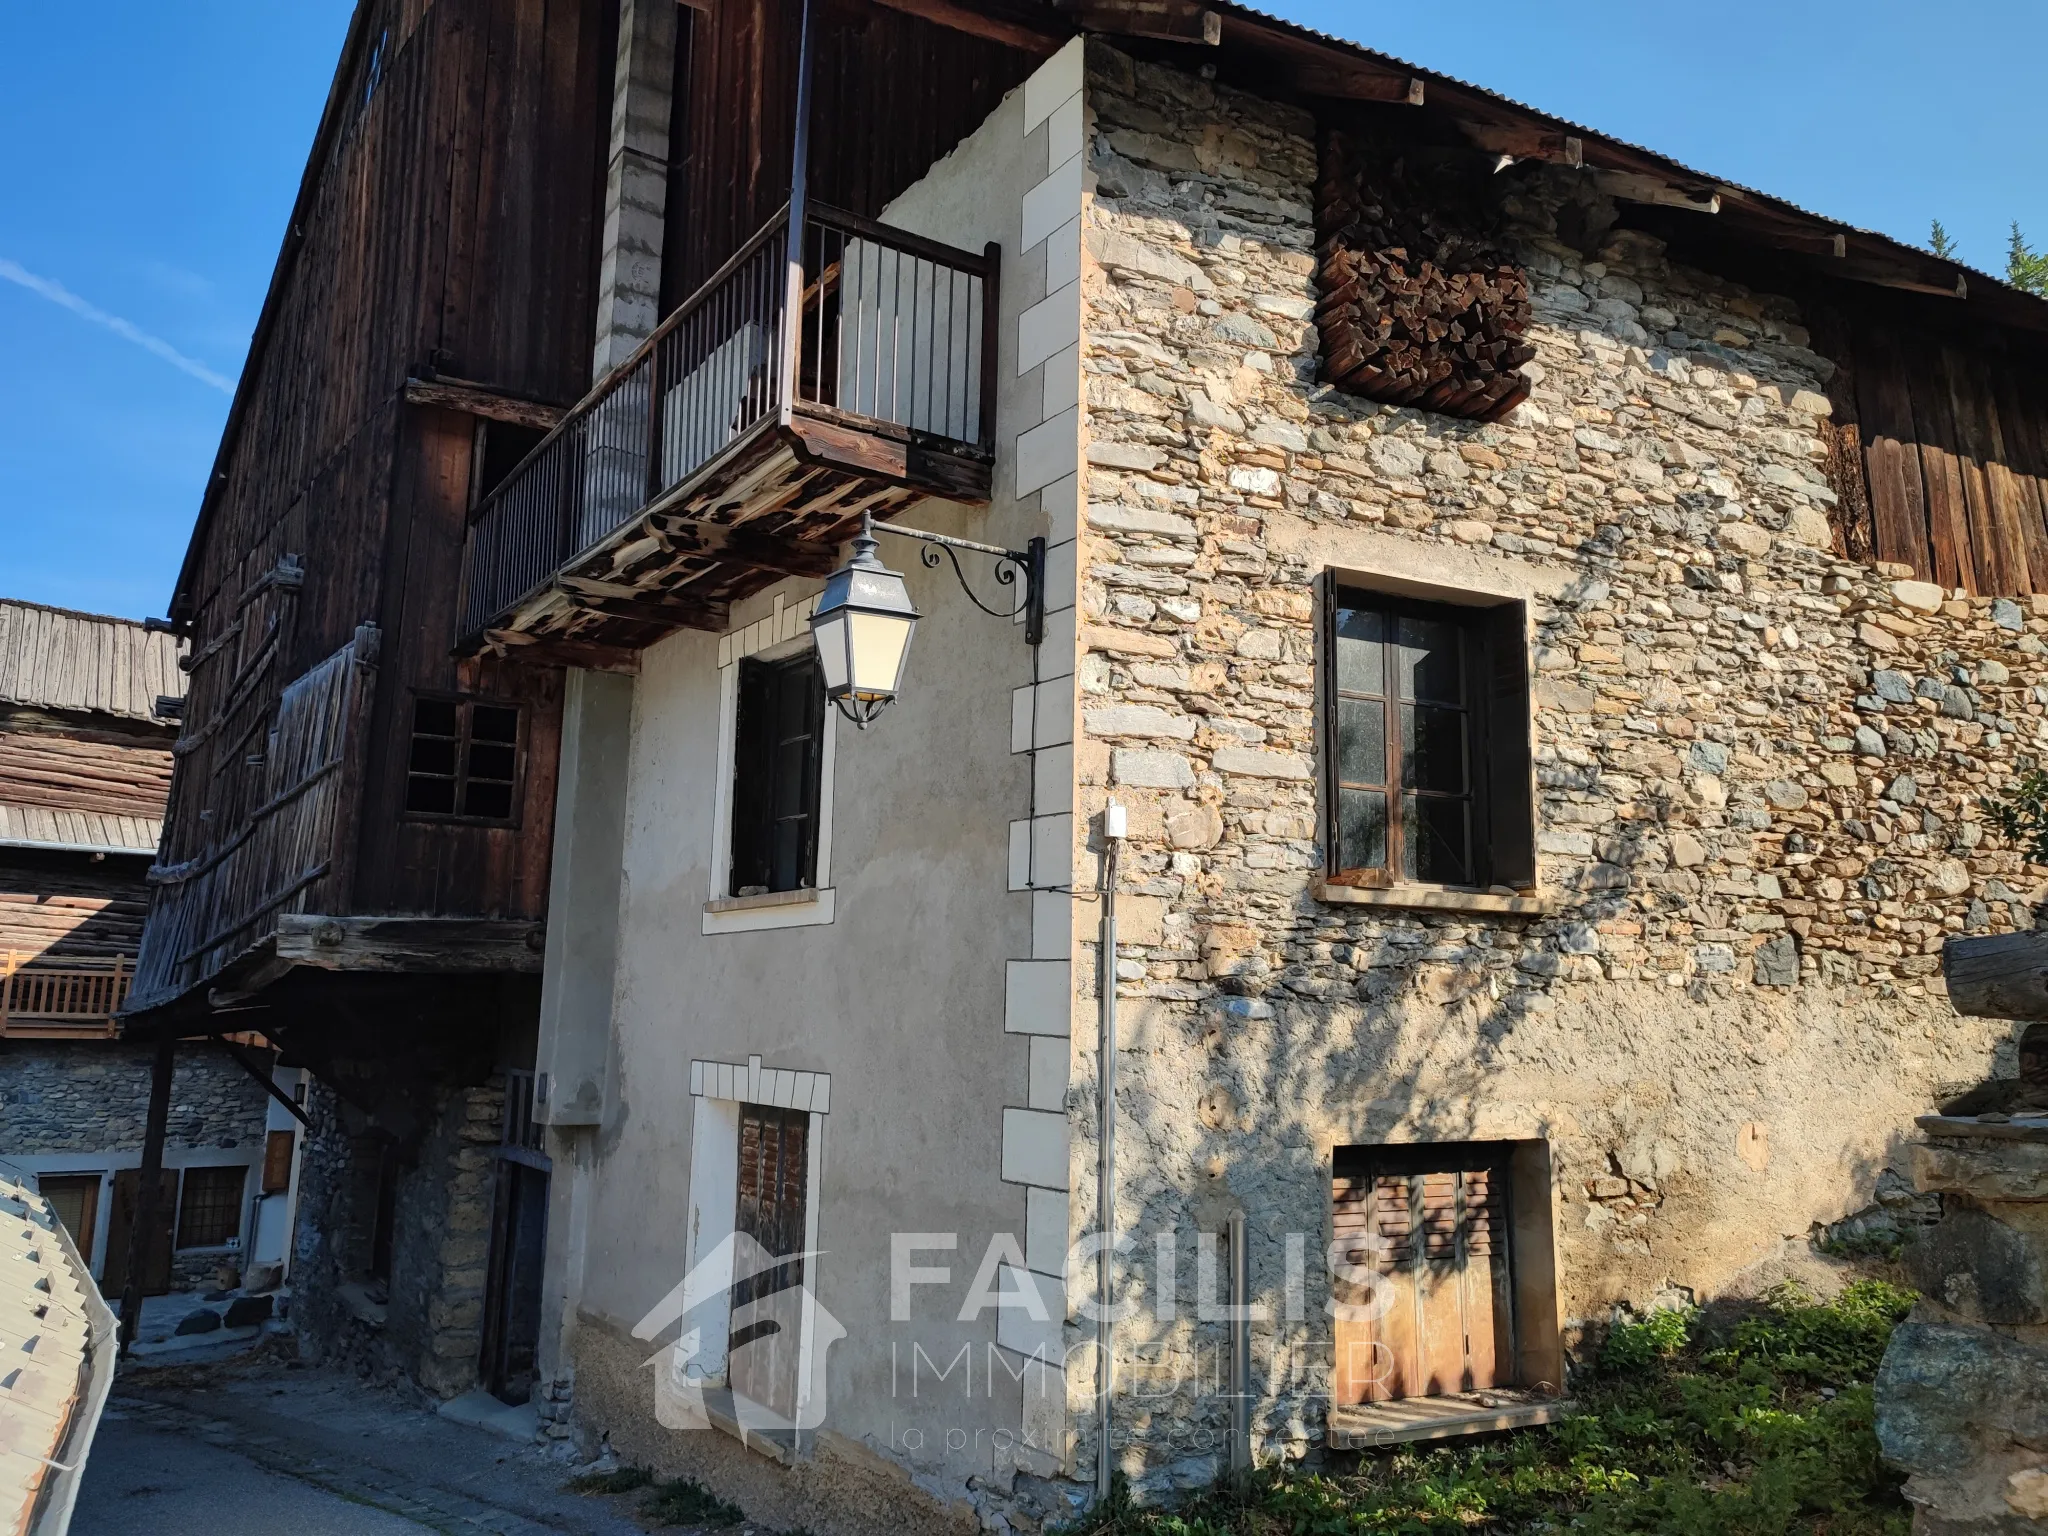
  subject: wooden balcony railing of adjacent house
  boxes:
[458,203,998,661]
[0,954,132,1038]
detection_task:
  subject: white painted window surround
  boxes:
[683,1057,829,1398]
[704,593,838,934]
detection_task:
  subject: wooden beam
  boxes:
[216,1035,309,1126]
[553,578,730,631]
[1944,932,2048,1020]
[1292,64,1424,105]
[1592,170,1719,215]
[865,0,1066,53]
[1457,123,1580,167]
[1054,0,1219,45]
[403,377,567,432]
[482,629,642,674]
[647,515,842,578]
[274,914,548,975]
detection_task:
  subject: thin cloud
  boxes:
[0,258,235,394]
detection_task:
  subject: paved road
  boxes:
[70,1359,654,1536]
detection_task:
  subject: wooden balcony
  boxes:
[1,954,132,1039]
[458,204,998,664]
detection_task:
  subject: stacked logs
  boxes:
[1315,130,1535,421]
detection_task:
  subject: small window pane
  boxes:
[176,1165,246,1249]
[1338,789,1388,871]
[470,705,519,744]
[467,742,516,783]
[409,736,457,776]
[1334,606,1385,695]
[407,776,457,815]
[462,780,514,821]
[1402,794,1471,885]
[1400,705,1467,794]
[412,698,458,738]
[1395,616,1462,704]
[1336,698,1387,788]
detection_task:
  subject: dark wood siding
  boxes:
[1815,296,2048,597]
[661,0,1038,302]
[159,0,612,929]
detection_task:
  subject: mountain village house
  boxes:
[127,0,2048,1528]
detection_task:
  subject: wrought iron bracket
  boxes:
[872,521,1047,647]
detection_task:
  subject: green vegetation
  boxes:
[564,1464,653,1495]
[1986,766,2048,864]
[1066,1281,1916,1536]
[1929,219,1956,259]
[2009,224,2048,296]
[636,1474,749,1527]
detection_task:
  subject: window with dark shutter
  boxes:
[1322,577,1533,890]
[404,695,524,824]
[729,653,825,896]
[1332,1146,1516,1405]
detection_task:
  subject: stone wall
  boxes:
[0,1040,268,1156]
[1066,40,2026,1485]
[291,1074,505,1398]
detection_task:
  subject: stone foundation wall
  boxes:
[291,1074,505,1398]
[0,1040,267,1156]
[1066,41,2026,1484]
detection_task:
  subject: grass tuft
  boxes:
[639,1474,748,1527]
[1062,1279,1918,1536]
[565,1464,653,1495]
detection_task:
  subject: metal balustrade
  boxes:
[459,204,997,645]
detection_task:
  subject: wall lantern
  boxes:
[810,512,1046,729]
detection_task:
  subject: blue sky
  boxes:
[1,2,2042,620]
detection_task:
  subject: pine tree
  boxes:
[2009,223,2048,296]
[1930,219,1956,259]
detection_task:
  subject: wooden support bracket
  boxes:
[403,377,568,432]
[1293,65,1424,105]
[1591,170,1720,215]
[482,629,643,674]
[1458,123,1581,167]
[553,577,731,632]
[647,516,842,579]
[1055,0,1220,45]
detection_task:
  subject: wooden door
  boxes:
[1332,1159,1512,1405]
[39,1175,101,1269]
[480,1161,550,1405]
[729,1104,809,1424]
[103,1168,176,1297]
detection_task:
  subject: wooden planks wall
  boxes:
[660,0,1039,305]
[156,0,610,943]
[0,854,152,961]
[1819,299,2048,597]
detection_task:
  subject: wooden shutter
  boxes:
[263,1129,296,1194]
[1332,1161,1513,1405]
[1482,602,1534,890]
[730,1103,811,1422]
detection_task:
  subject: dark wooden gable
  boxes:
[159,0,614,932]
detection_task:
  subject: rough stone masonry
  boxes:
[1061,40,2029,1487]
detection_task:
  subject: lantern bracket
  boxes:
[871,519,1046,648]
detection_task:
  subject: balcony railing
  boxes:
[459,203,998,645]
[1,954,132,1039]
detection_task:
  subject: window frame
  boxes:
[727,651,827,899]
[173,1164,248,1251]
[401,692,528,828]
[1319,575,1534,895]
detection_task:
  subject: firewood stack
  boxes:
[1315,130,1536,421]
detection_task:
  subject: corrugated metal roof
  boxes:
[0,1164,114,1536]
[0,602,184,725]
[0,803,162,857]
[1209,0,2035,308]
